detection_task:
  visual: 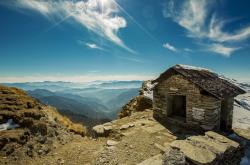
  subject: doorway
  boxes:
[167,95,186,118]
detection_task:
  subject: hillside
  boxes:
[0,85,85,164]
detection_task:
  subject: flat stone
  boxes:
[188,136,228,154]
[154,143,169,153]
[170,140,216,165]
[128,123,135,127]
[233,128,250,141]
[137,154,162,165]
[106,140,119,146]
[120,124,130,130]
[141,124,165,134]
[205,131,239,149]
[103,122,112,126]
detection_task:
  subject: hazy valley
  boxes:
[2,81,142,127]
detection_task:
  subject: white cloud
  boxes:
[0,75,155,83]
[184,48,192,52]
[163,43,177,52]
[208,16,250,43]
[10,0,134,53]
[85,43,103,50]
[163,0,208,38]
[163,0,250,56]
[208,44,239,57]
[16,0,55,16]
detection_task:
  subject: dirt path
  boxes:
[29,137,105,165]
[1,136,105,165]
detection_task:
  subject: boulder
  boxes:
[104,125,113,132]
[93,125,105,135]
[93,124,113,137]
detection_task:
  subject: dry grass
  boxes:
[42,106,86,136]
[0,85,86,136]
[0,85,40,111]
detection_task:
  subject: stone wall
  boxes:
[153,74,221,131]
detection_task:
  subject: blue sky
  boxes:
[0,0,250,82]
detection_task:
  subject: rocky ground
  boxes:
[93,110,243,165]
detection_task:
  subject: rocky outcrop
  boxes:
[0,85,86,160]
[118,81,154,118]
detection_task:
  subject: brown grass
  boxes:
[43,106,86,136]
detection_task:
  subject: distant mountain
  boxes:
[62,88,140,105]
[4,81,142,120]
[2,82,69,92]
[89,81,142,89]
[2,80,142,91]
[38,95,107,119]
[27,89,111,128]
[105,88,139,118]
[27,89,55,98]
[27,89,109,119]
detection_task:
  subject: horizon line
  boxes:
[0,75,157,83]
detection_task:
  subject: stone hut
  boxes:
[152,64,246,131]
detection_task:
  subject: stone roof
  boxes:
[153,64,246,99]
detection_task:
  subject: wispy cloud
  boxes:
[115,55,146,63]
[163,0,250,56]
[184,48,192,52]
[207,44,239,57]
[7,0,135,53]
[77,40,104,51]
[85,43,104,50]
[15,0,55,16]
[163,43,177,52]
